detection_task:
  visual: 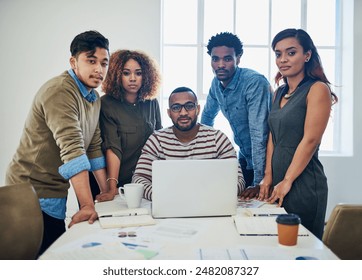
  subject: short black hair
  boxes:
[206,32,243,57]
[168,86,198,103]
[70,30,109,58]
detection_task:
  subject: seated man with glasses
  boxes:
[132,86,245,200]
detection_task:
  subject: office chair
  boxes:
[0,182,43,260]
[323,203,362,260]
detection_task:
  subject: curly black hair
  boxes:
[206,32,243,57]
[102,49,161,101]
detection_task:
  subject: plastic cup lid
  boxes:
[276,213,301,225]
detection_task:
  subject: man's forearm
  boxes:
[70,170,95,208]
[93,168,108,193]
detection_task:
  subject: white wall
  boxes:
[0,0,161,181]
[320,0,362,218]
[0,0,361,220]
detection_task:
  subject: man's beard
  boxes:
[173,117,197,132]
[215,69,229,80]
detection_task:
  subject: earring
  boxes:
[305,58,309,62]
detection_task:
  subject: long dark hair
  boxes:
[271,28,337,104]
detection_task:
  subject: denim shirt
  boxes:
[201,67,272,185]
[67,69,98,102]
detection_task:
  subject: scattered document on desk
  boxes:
[233,216,309,236]
[39,242,145,260]
[150,220,203,241]
[199,248,249,260]
[237,199,266,208]
[198,245,337,260]
[121,242,159,260]
[239,245,338,260]
[99,215,156,229]
[244,207,287,217]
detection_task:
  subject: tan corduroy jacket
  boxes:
[6,71,104,198]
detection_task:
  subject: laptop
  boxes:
[151,158,238,218]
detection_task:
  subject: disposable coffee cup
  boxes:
[276,213,301,246]
[118,183,144,209]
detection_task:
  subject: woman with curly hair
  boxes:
[92,49,162,202]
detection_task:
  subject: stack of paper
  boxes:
[245,207,287,217]
[99,215,156,229]
[233,216,309,236]
[95,199,147,216]
[95,200,156,229]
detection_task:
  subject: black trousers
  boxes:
[37,211,66,258]
[240,166,254,188]
[238,157,254,188]
[89,172,100,201]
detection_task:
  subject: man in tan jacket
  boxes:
[6,30,111,256]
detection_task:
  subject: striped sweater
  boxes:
[132,124,245,200]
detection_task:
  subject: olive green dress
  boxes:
[268,79,328,239]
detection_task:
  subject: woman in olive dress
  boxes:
[258,29,338,239]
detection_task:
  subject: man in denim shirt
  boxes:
[201,32,272,187]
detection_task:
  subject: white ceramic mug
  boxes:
[118,183,144,209]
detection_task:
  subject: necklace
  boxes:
[283,77,310,99]
[125,100,137,106]
[284,88,298,99]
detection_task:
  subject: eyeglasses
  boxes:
[170,102,197,113]
[118,231,137,238]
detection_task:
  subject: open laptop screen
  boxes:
[151,158,238,218]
